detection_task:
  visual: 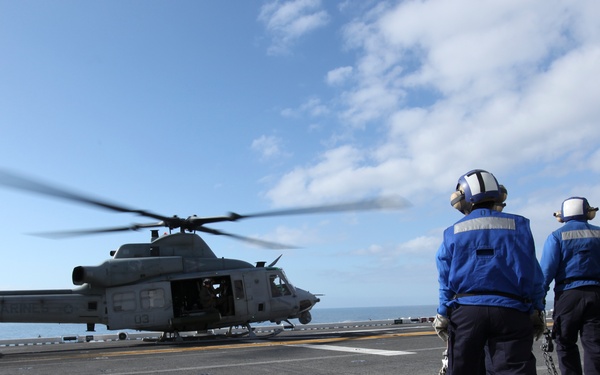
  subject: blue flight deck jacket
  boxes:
[540,219,600,295]
[436,208,544,317]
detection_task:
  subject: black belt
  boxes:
[559,277,600,285]
[454,291,531,304]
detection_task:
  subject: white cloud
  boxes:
[266,145,372,205]
[259,0,330,55]
[266,0,600,209]
[326,66,353,86]
[301,97,329,117]
[251,135,288,161]
[352,235,439,262]
[280,107,297,118]
[281,97,330,119]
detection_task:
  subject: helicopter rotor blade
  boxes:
[196,226,298,250]
[202,196,411,225]
[0,169,410,249]
[29,222,166,239]
[0,169,172,223]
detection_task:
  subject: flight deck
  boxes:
[0,320,558,375]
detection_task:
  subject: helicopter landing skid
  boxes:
[239,320,296,339]
[142,325,287,344]
[145,331,185,343]
[226,323,286,339]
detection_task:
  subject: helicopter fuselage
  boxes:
[0,233,320,333]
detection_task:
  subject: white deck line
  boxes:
[290,343,415,356]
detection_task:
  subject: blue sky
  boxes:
[1,0,599,310]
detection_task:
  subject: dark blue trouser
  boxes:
[553,286,600,375]
[447,305,536,375]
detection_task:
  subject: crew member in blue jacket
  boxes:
[434,169,545,375]
[540,197,600,375]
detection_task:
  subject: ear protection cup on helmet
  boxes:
[450,190,472,214]
[553,211,564,223]
[493,185,508,212]
[498,185,507,204]
[588,207,598,220]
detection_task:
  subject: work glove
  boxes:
[530,310,546,340]
[432,314,449,342]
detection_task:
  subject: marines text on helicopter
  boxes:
[0,170,409,341]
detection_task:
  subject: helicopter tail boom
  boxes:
[0,290,104,325]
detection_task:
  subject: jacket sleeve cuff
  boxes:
[437,305,448,317]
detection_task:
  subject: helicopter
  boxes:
[0,170,409,341]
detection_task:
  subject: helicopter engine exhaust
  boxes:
[72,257,184,287]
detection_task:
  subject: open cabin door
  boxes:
[170,276,236,318]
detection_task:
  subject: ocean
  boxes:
[0,305,437,340]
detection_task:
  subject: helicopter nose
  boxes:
[295,288,320,324]
[295,287,320,312]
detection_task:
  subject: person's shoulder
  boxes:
[491,210,534,228]
[565,220,600,232]
[587,222,600,231]
[496,210,528,221]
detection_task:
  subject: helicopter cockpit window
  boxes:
[269,274,291,297]
[141,288,165,309]
[113,292,136,312]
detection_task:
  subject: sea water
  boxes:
[310,305,436,323]
[0,305,437,340]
